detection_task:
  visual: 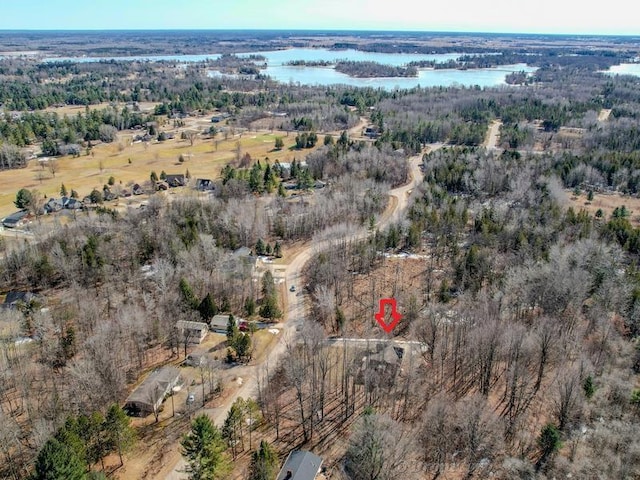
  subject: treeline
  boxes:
[206,53,267,74]
[0,106,151,149]
[285,59,333,67]
[334,61,418,78]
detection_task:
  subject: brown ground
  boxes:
[0,113,315,220]
[566,190,640,226]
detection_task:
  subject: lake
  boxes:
[43,47,536,89]
[604,63,640,77]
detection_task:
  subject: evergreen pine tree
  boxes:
[32,438,87,480]
[249,440,279,480]
[181,415,230,480]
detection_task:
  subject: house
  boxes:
[195,178,214,191]
[155,181,169,191]
[276,450,323,480]
[211,112,231,123]
[2,291,39,310]
[104,190,118,201]
[64,198,83,210]
[364,126,380,139]
[355,343,405,390]
[176,320,209,344]
[165,174,186,188]
[210,314,238,334]
[1,210,29,228]
[44,198,64,213]
[124,366,182,417]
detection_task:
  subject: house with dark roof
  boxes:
[355,343,405,390]
[277,450,323,480]
[195,178,214,191]
[165,174,186,187]
[1,210,29,228]
[124,366,182,417]
[2,291,40,310]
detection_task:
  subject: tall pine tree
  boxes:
[249,440,279,480]
[181,414,230,480]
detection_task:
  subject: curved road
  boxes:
[162,145,435,479]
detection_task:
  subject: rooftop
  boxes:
[276,450,323,480]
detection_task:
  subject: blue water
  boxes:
[251,63,534,89]
[42,47,536,89]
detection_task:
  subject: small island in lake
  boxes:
[334,60,418,78]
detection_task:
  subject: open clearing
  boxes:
[566,190,640,226]
[0,122,306,219]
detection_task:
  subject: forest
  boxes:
[2,31,640,479]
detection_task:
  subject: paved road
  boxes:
[162,147,433,479]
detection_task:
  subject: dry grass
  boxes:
[566,190,640,226]
[0,127,303,219]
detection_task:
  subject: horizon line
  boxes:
[0,28,638,38]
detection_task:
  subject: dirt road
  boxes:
[484,119,502,150]
[160,147,432,479]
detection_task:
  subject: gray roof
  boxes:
[176,320,209,332]
[277,450,322,480]
[2,210,28,225]
[3,291,38,307]
[124,366,181,413]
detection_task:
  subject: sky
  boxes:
[0,0,637,35]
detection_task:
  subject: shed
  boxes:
[176,320,209,344]
[124,366,182,417]
[277,450,323,480]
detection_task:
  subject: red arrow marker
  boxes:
[374,298,402,333]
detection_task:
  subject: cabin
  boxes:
[276,450,323,480]
[176,320,209,344]
[124,367,182,417]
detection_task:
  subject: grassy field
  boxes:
[0,127,302,219]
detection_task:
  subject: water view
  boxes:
[605,63,640,77]
[43,47,537,89]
